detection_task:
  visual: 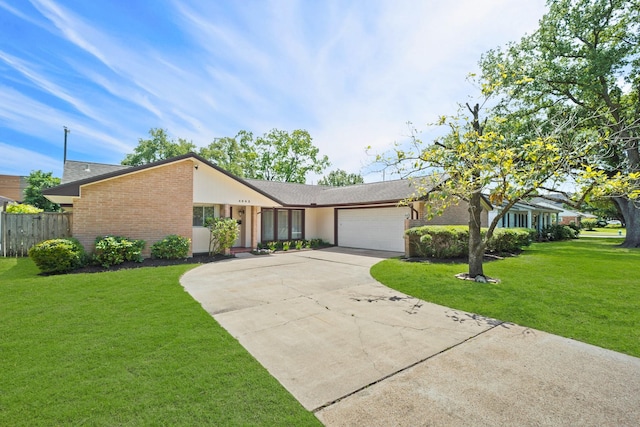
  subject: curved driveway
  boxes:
[181,247,640,426]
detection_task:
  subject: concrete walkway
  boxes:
[181,247,640,426]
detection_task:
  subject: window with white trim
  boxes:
[193,205,216,226]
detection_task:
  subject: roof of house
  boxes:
[45,153,434,207]
[45,154,249,199]
[531,198,596,218]
[495,199,562,213]
[62,160,131,184]
[0,195,15,204]
[247,177,428,207]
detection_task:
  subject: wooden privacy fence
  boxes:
[1,212,73,257]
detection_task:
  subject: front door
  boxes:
[231,206,246,247]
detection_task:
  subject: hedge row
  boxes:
[29,234,192,274]
[405,226,537,259]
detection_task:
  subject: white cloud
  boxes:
[0,142,61,176]
[0,85,133,154]
[2,0,548,181]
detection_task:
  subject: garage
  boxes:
[337,206,410,252]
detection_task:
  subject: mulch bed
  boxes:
[70,254,230,274]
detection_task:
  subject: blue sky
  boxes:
[1,0,547,182]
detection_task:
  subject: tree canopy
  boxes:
[478,0,640,246]
[377,103,593,279]
[250,129,330,183]
[198,131,256,177]
[122,128,196,166]
[122,128,330,184]
[317,169,364,187]
[23,170,60,212]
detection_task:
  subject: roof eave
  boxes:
[43,153,287,207]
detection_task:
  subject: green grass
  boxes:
[0,258,320,426]
[371,238,640,358]
[580,227,626,237]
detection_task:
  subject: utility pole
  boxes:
[63,126,70,165]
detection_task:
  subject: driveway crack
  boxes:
[312,320,506,413]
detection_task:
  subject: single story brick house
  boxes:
[43,153,489,256]
[488,199,561,232]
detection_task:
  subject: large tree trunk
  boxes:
[468,192,485,278]
[615,197,640,248]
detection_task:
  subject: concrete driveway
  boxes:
[181,247,640,426]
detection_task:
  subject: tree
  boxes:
[205,217,239,256]
[582,198,626,226]
[23,170,60,212]
[377,103,592,280]
[478,0,640,246]
[124,128,329,184]
[251,129,330,183]
[122,128,196,166]
[198,131,257,177]
[318,169,364,186]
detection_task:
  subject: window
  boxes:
[193,205,216,226]
[277,210,289,240]
[291,210,303,239]
[262,209,275,241]
[261,208,304,241]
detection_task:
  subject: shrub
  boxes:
[259,238,327,251]
[251,248,271,255]
[205,217,239,255]
[94,236,146,267]
[541,224,579,241]
[407,226,536,258]
[581,219,598,231]
[28,238,86,274]
[406,226,469,258]
[566,222,581,233]
[486,228,535,253]
[6,203,43,214]
[309,238,328,248]
[151,235,191,259]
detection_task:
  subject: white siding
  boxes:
[305,207,335,244]
[337,207,409,252]
[193,165,280,207]
[192,226,210,253]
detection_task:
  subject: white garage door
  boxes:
[337,207,409,252]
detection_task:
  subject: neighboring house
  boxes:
[0,195,15,208]
[0,174,27,202]
[488,200,561,232]
[43,153,488,256]
[529,197,596,226]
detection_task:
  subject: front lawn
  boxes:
[0,258,320,426]
[580,227,626,237]
[371,238,640,358]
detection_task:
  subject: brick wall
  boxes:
[415,200,488,227]
[0,175,26,201]
[72,161,193,257]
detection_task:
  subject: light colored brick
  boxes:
[72,161,193,257]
